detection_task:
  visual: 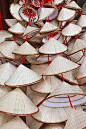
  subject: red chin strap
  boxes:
[0,11,3,30]
[21,55,24,64]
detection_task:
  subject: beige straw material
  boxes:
[31,64,48,75]
[53,0,64,5]
[50,19,60,29]
[0,30,13,44]
[43,55,79,76]
[58,70,78,85]
[38,8,56,21]
[65,0,72,4]
[13,41,39,55]
[0,88,38,116]
[69,39,86,55]
[0,112,14,128]
[27,87,48,106]
[80,85,86,94]
[42,124,65,129]
[32,104,73,123]
[8,22,25,34]
[78,78,86,85]
[0,62,16,86]
[79,32,86,40]
[28,33,42,43]
[1,117,30,129]
[64,110,86,129]
[26,115,43,129]
[23,25,40,38]
[0,53,4,58]
[5,64,42,87]
[5,19,17,27]
[31,76,62,93]
[39,38,67,54]
[76,15,86,28]
[0,86,12,98]
[40,22,59,33]
[0,41,21,59]
[57,8,76,22]
[62,23,82,37]
[9,3,22,21]
[65,1,82,11]
[76,56,86,80]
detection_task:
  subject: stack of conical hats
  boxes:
[0,0,86,128]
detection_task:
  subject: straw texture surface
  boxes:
[0,88,38,116]
[79,32,86,40]
[76,15,86,28]
[50,19,60,29]
[42,124,64,129]
[5,19,17,27]
[53,0,64,5]
[43,55,79,75]
[0,86,11,98]
[28,33,42,43]
[5,64,42,87]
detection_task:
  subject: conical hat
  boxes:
[5,64,42,87]
[62,23,82,37]
[26,115,44,129]
[53,0,64,5]
[0,62,16,86]
[65,1,82,11]
[78,78,86,85]
[9,3,22,21]
[50,19,60,29]
[28,33,42,43]
[0,112,14,128]
[35,21,44,27]
[69,39,86,55]
[5,19,17,27]
[23,25,40,38]
[43,82,86,107]
[64,110,86,129]
[57,8,76,21]
[27,87,48,106]
[0,88,38,116]
[0,86,11,98]
[1,117,30,129]
[58,70,78,85]
[0,41,21,59]
[31,76,62,93]
[43,124,64,129]
[0,30,13,44]
[79,31,86,40]
[43,55,79,75]
[38,8,56,21]
[40,22,58,33]
[39,38,67,54]
[76,15,86,28]
[32,104,73,123]
[8,22,25,34]
[13,41,39,55]
[76,56,86,79]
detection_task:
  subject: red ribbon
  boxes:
[48,55,50,65]
[0,11,3,30]
[50,31,53,37]
[25,35,28,41]
[75,35,78,39]
[61,74,64,82]
[21,55,24,64]
[68,95,73,108]
[9,59,11,63]
[14,34,17,41]
[82,50,85,56]
[68,20,71,23]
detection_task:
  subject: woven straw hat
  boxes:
[53,0,64,6]
[0,112,14,128]
[0,86,11,98]
[43,55,79,76]
[8,22,25,34]
[0,62,16,86]
[50,19,60,29]
[76,15,86,28]
[13,41,39,55]
[39,38,67,55]
[27,87,48,106]
[0,88,38,116]
[19,6,38,23]
[76,56,86,80]
[65,1,82,11]
[31,76,62,93]
[32,104,73,123]
[5,19,17,27]
[43,82,86,108]
[35,21,44,27]
[0,41,21,59]
[79,31,86,40]
[57,8,76,22]
[62,23,82,37]
[78,78,86,85]
[0,30,13,44]
[58,70,78,85]
[5,64,42,87]
[64,110,86,129]
[69,39,86,55]
[43,124,64,129]
[40,22,59,33]
[80,85,86,94]
[23,25,40,38]
[1,117,30,129]
[38,8,56,22]
[10,3,22,21]
[28,33,42,43]
[26,115,43,129]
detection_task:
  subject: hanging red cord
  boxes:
[50,31,53,37]
[82,50,85,56]
[9,59,11,63]
[14,34,17,41]
[68,95,73,108]
[61,73,64,82]
[65,39,68,47]
[0,11,3,30]
[24,0,27,7]
[60,4,63,8]
[48,54,50,65]
[25,35,28,41]
[68,20,71,23]
[75,35,78,39]
[21,55,24,64]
